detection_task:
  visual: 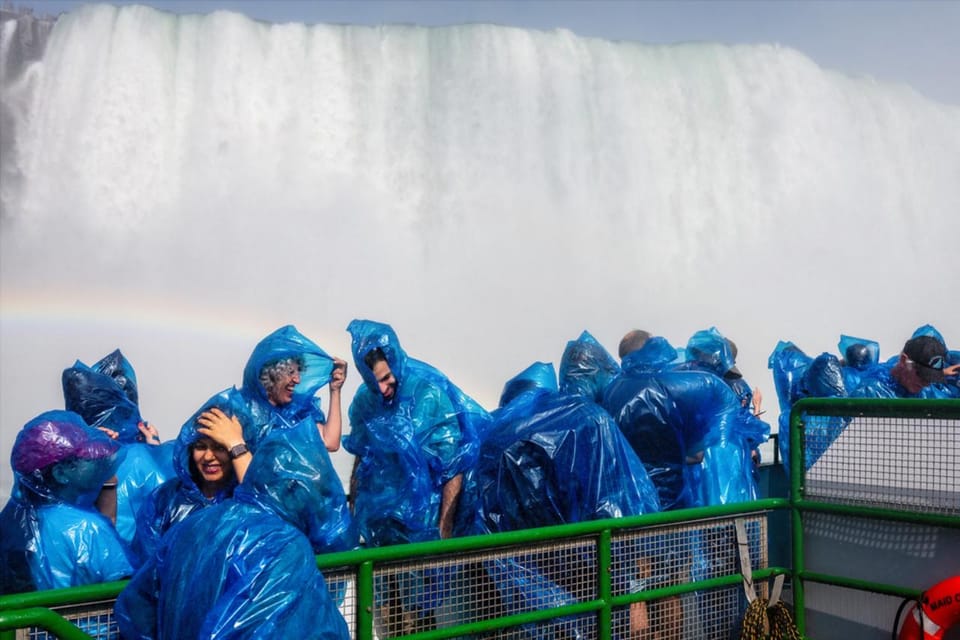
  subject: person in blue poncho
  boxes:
[201,325,348,453]
[603,331,743,510]
[61,349,174,545]
[0,411,133,594]
[192,326,357,556]
[452,337,662,640]
[343,319,484,636]
[853,334,952,399]
[115,419,351,640]
[681,328,770,498]
[130,391,255,567]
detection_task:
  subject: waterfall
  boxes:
[2,4,958,495]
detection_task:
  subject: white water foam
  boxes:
[2,4,958,495]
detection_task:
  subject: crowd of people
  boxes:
[0,320,956,639]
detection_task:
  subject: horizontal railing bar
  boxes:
[0,607,93,639]
[793,499,960,528]
[793,397,960,418]
[798,571,922,600]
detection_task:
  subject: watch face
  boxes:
[230,444,249,459]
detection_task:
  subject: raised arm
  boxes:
[319,358,347,451]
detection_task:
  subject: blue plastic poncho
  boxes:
[558,331,620,403]
[239,324,335,447]
[852,326,958,399]
[131,390,255,567]
[837,334,880,392]
[769,343,851,473]
[344,319,483,546]
[0,411,132,594]
[445,359,649,640]
[116,419,351,640]
[675,333,770,505]
[62,349,142,443]
[61,350,175,544]
[499,361,558,409]
[602,337,742,510]
[477,374,660,534]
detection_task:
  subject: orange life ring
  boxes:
[898,576,960,640]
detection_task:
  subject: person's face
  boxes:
[891,353,930,395]
[372,360,397,400]
[58,457,109,494]
[191,437,233,490]
[266,364,301,406]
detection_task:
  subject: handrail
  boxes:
[1,500,785,639]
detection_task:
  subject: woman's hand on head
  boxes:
[196,408,245,449]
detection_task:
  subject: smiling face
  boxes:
[372,360,397,401]
[190,437,233,496]
[261,359,302,406]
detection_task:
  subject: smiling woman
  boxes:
[189,437,234,498]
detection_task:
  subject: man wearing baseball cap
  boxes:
[853,335,949,398]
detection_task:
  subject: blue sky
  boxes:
[14,0,960,105]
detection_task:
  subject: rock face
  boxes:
[1,6,57,80]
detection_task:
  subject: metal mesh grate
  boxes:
[13,515,769,639]
[19,601,118,639]
[803,414,960,514]
[611,516,767,640]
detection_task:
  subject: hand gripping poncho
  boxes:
[61,350,174,544]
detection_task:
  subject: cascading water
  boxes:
[2,4,958,497]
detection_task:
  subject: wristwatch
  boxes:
[228,443,250,459]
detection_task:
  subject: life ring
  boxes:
[898,576,960,640]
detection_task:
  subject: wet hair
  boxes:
[259,357,305,397]
[363,347,388,370]
[619,330,652,359]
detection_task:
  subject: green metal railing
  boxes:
[3,397,957,639]
[788,397,960,636]
[1,500,783,640]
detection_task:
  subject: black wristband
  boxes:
[228,443,250,459]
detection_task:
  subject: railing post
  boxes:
[790,407,806,635]
[598,528,612,640]
[356,560,375,640]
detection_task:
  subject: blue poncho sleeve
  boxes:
[114,441,175,545]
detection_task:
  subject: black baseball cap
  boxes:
[902,336,947,384]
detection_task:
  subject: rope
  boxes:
[740,597,802,640]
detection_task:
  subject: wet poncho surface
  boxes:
[238,324,335,447]
[0,411,132,593]
[603,337,760,510]
[61,350,175,544]
[344,319,484,546]
[131,390,253,567]
[451,339,658,639]
[116,420,351,640]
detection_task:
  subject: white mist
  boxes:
[2,4,958,497]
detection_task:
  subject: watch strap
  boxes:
[228,443,250,459]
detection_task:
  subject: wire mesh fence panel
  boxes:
[19,601,117,640]
[371,538,599,638]
[610,515,767,640]
[7,514,772,640]
[803,414,960,515]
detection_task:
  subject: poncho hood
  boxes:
[241,325,335,423]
